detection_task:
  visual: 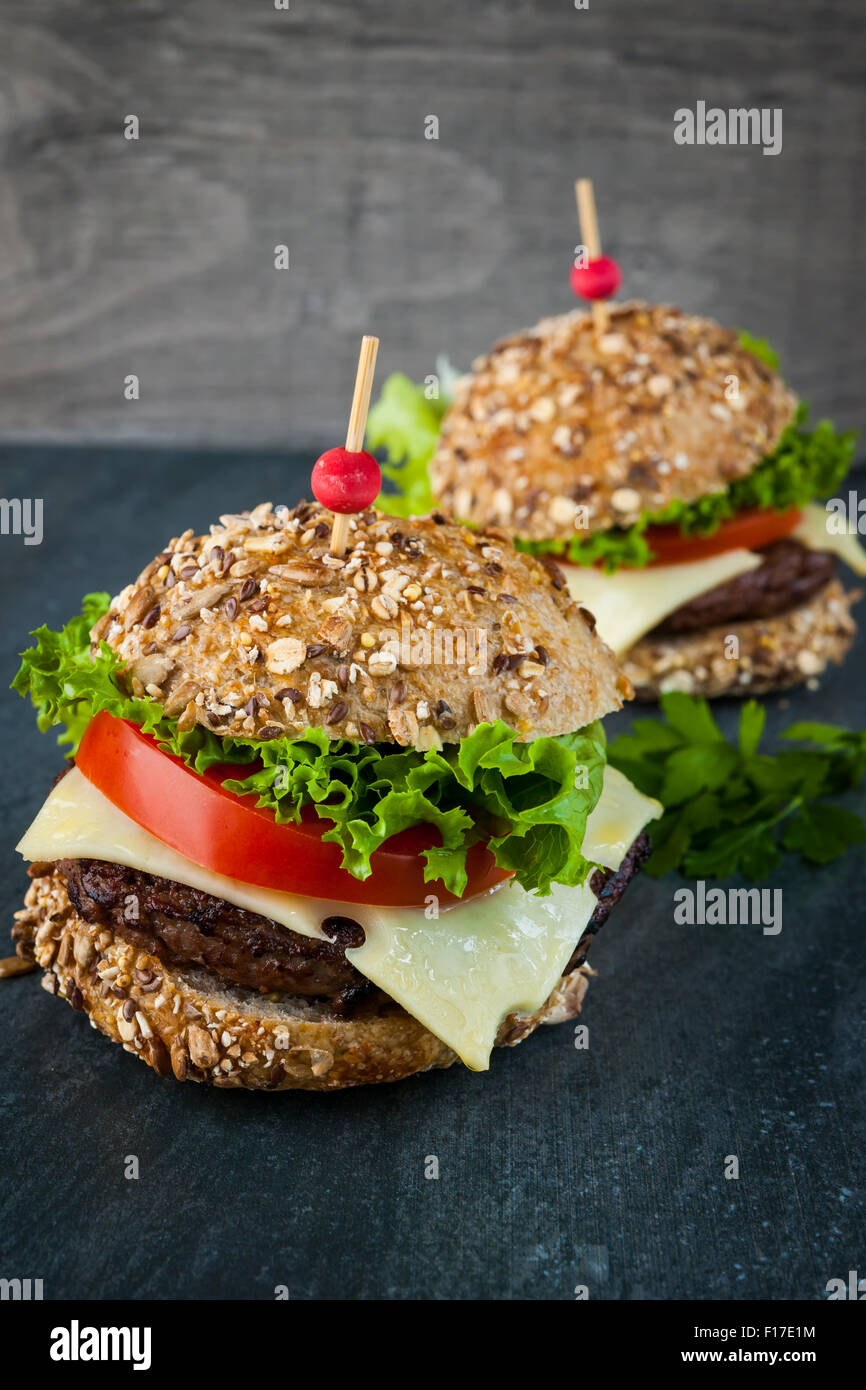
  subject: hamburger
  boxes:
[11,500,658,1090]
[371,303,866,700]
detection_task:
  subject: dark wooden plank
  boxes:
[0,1,862,447]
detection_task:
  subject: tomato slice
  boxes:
[643,507,802,567]
[75,711,511,908]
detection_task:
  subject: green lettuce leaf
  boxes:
[11,593,166,750]
[738,330,780,371]
[368,371,449,516]
[13,595,606,897]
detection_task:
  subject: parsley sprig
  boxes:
[607,694,866,879]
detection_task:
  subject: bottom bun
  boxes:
[12,869,593,1092]
[623,579,860,701]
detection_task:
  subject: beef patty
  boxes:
[568,830,652,973]
[653,539,836,636]
[51,835,649,1012]
[57,858,375,1012]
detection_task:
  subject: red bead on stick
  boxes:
[570,255,622,302]
[312,446,381,515]
[574,180,617,337]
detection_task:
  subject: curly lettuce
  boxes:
[369,372,446,516]
[13,595,606,897]
[736,330,780,371]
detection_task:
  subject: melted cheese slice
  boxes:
[565,503,866,658]
[349,765,660,1069]
[564,549,760,655]
[583,764,658,870]
[795,503,866,576]
[349,879,597,1070]
[17,765,659,1070]
[17,768,330,942]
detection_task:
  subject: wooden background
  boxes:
[0,0,862,448]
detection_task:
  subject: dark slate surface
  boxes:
[1,447,864,1301]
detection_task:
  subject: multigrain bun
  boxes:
[13,869,593,1091]
[95,501,631,748]
[623,579,859,701]
[430,301,798,541]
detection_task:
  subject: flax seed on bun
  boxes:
[430,301,798,540]
[96,501,631,750]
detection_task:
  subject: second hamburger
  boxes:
[374,302,865,699]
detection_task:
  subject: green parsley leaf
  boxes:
[737,700,766,758]
[608,693,866,880]
[780,803,866,864]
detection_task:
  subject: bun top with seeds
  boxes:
[430,301,798,542]
[95,500,631,749]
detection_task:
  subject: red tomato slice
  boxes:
[74,711,511,908]
[643,507,802,567]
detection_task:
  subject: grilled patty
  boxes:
[52,836,649,1012]
[653,539,836,636]
[58,858,373,1012]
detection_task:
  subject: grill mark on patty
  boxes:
[51,831,650,1013]
[652,539,836,636]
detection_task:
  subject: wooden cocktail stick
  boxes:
[575,179,609,337]
[330,335,380,556]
